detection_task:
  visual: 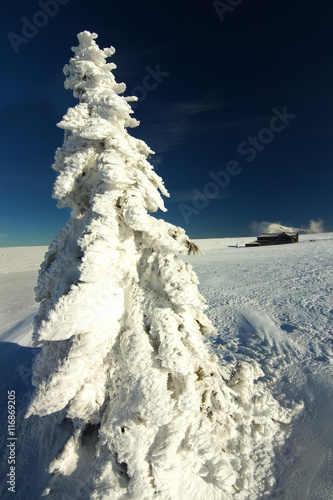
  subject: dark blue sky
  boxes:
[1,0,332,246]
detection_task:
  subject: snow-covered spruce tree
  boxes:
[27,32,292,499]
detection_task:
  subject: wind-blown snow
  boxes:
[1,233,332,499]
[249,219,326,235]
[249,221,297,235]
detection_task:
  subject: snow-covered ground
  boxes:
[0,233,332,499]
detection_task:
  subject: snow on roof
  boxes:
[258,231,298,238]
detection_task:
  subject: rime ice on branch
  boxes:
[27,32,291,499]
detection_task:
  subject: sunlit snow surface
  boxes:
[0,234,332,499]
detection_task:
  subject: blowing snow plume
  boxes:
[26,32,293,499]
[250,219,325,236]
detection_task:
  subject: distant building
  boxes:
[245,231,299,247]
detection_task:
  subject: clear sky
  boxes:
[1,0,332,246]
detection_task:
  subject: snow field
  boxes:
[184,233,333,499]
[1,233,331,498]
